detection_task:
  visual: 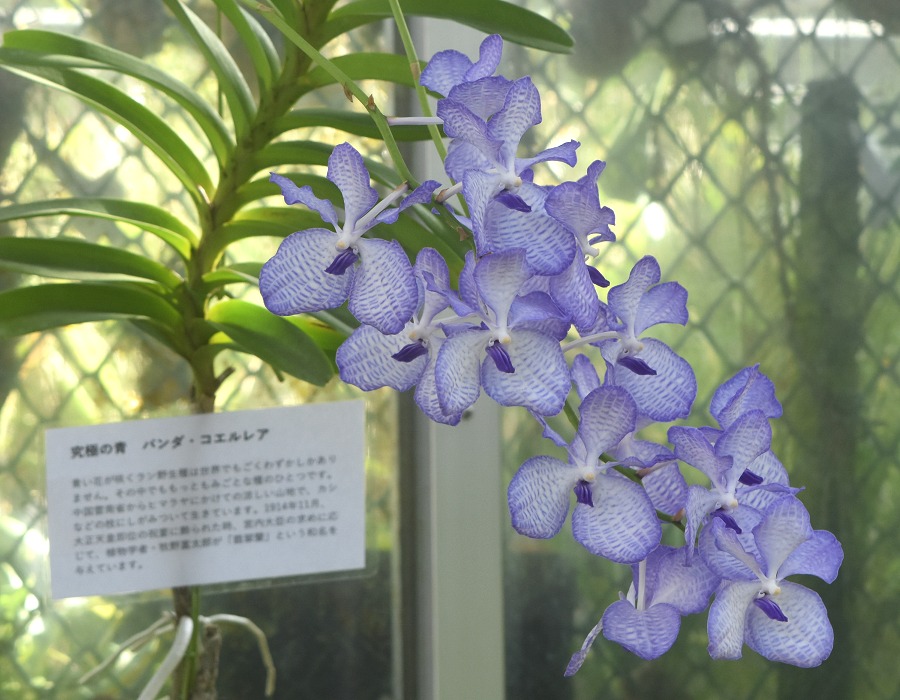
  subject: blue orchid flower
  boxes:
[704,496,843,666]
[433,249,571,416]
[507,385,662,563]
[260,143,439,335]
[419,33,505,99]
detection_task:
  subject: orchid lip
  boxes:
[753,596,788,622]
[574,480,594,507]
[392,341,428,363]
[486,341,514,373]
[325,248,358,275]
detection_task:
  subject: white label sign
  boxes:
[45,402,366,599]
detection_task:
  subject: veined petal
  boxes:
[473,248,530,328]
[565,618,604,677]
[508,455,579,538]
[476,182,576,276]
[715,410,772,483]
[711,364,783,428]
[259,228,352,315]
[651,546,720,614]
[481,329,569,415]
[698,510,764,580]
[438,99,501,159]
[777,530,843,583]
[420,49,473,95]
[744,582,834,667]
[634,281,689,334]
[544,160,615,254]
[602,600,681,660]
[752,496,814,579]
[607,256,661,334]
[269,172,338,228]
[466,35,503,83]
[414,247,452,324]
[414,341,463,426]
[571,353,601,399]
[488,77,542,165]
[571,473,661,563]
[548,254,602,332]
[434,328,490,415]
[642,462,688,515]
[351,238,417,334]
[575,386,637,464]
[515,139,580,174]
[336,324,425,392]
[327,143,379,229]
[602,339,697,422]
[707,580,760,660]
[683,484,720,557]
[669,426,730,486]
[446,75,513,120]
[445,140,497,184]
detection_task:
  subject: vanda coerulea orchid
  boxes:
[259,33,841,673]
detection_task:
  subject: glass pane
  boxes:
[501,2,900,698]
[0,2,402,698]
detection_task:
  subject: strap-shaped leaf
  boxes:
[323,0,573,54]
[0,282,183,338]
[201,262,263,290]
[216,208,326,251]
[274,109,436,142]
[206,299,334,386]
[0,198,197,260]
[253,141,400,186]
[301,53,423,91]
[210,0,281,92]
[0,51,214,201]
[162,0,256,136]
[1,30,234,165]
[0,237,183,286]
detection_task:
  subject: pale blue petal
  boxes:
[575,386,637,464]
[707,580,760,660]
[571,473,661,563]
[476,182,576,275]
[437,100,501,162]
[602,600,681,660]
[744,582,834,667]
[602,339,697,421]
[544,160,615,253]
[571,353,601,399]
[351,238,417,334]
[269,172,338,228]
[642,462,687,515]
[777,530,843,583]
[698,510,764,580]
[327,143,379,229]
[420,48,473,95]
[473,248,530,326]
[414,340,463,426]
[669,426,729,485]
[683,484,719,557]
[738,450,792,511]
[259,228,351,315]
[565,618,603,677]
[651,546,720,614]
[607,256,661,332]
[336,324,425,392]
[715,410,772,491]
[481,329,569,415]
[515,139,580,174]
[710,364,783,428]
[466,34,503,82]
[445,140,497,184]
[752,496,814,579]
[548,254,601,332]
[434,328,490,415]
[446,75,512,120]
[634,281,689,334]
[508,455,579,538]
[488,77,542,165]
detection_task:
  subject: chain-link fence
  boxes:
[503,1,900,699]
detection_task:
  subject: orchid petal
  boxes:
[336,324,425,392]
[711,364,783,428]
[602,600,681,660]
[752,496,814,579]
[651,547,720,614]
[327,143,379,229]
[607,256,661,333]
[259,228,352,315]
[508,455,579,538]
[434,328,490,415]
[777,530,843,583]
[269,172,338,228]
[634,281,688,334]
[707,580,760,660]
[414,341,463,426]
[473,249,530,327]
[351,238,417,334]
[575,386,637,464]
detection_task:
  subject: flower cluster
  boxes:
[260,36,842,670]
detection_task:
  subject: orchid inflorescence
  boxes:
[259,35,842,670]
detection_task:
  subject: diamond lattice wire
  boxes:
[501,1,900,698]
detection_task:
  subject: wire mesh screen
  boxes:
[0,2,400,699]
[502,1,900,699]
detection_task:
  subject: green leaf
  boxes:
[323,0,573,54]
[301,53,423,91]
[210,0,281,93]
[1,30,234,165]
[162,0,256,136]
[201,262,263,289]
[0,237,183,286]
[275,109,437,142]
[216,207,326,251]
[0,198,197,260]
[0,282,183,339]
[0,51,214,201]
[253,141,401,187]
[206,299,334,385]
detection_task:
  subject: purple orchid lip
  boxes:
[486,341,515,373]
[587,265,610,288]
[754,596,788,622]
[392,340,428,363]
[574,480,594,507]
[713,509,742,533]
[325,248,358,275]
[739,468,764,486]
[618,355,657,376]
